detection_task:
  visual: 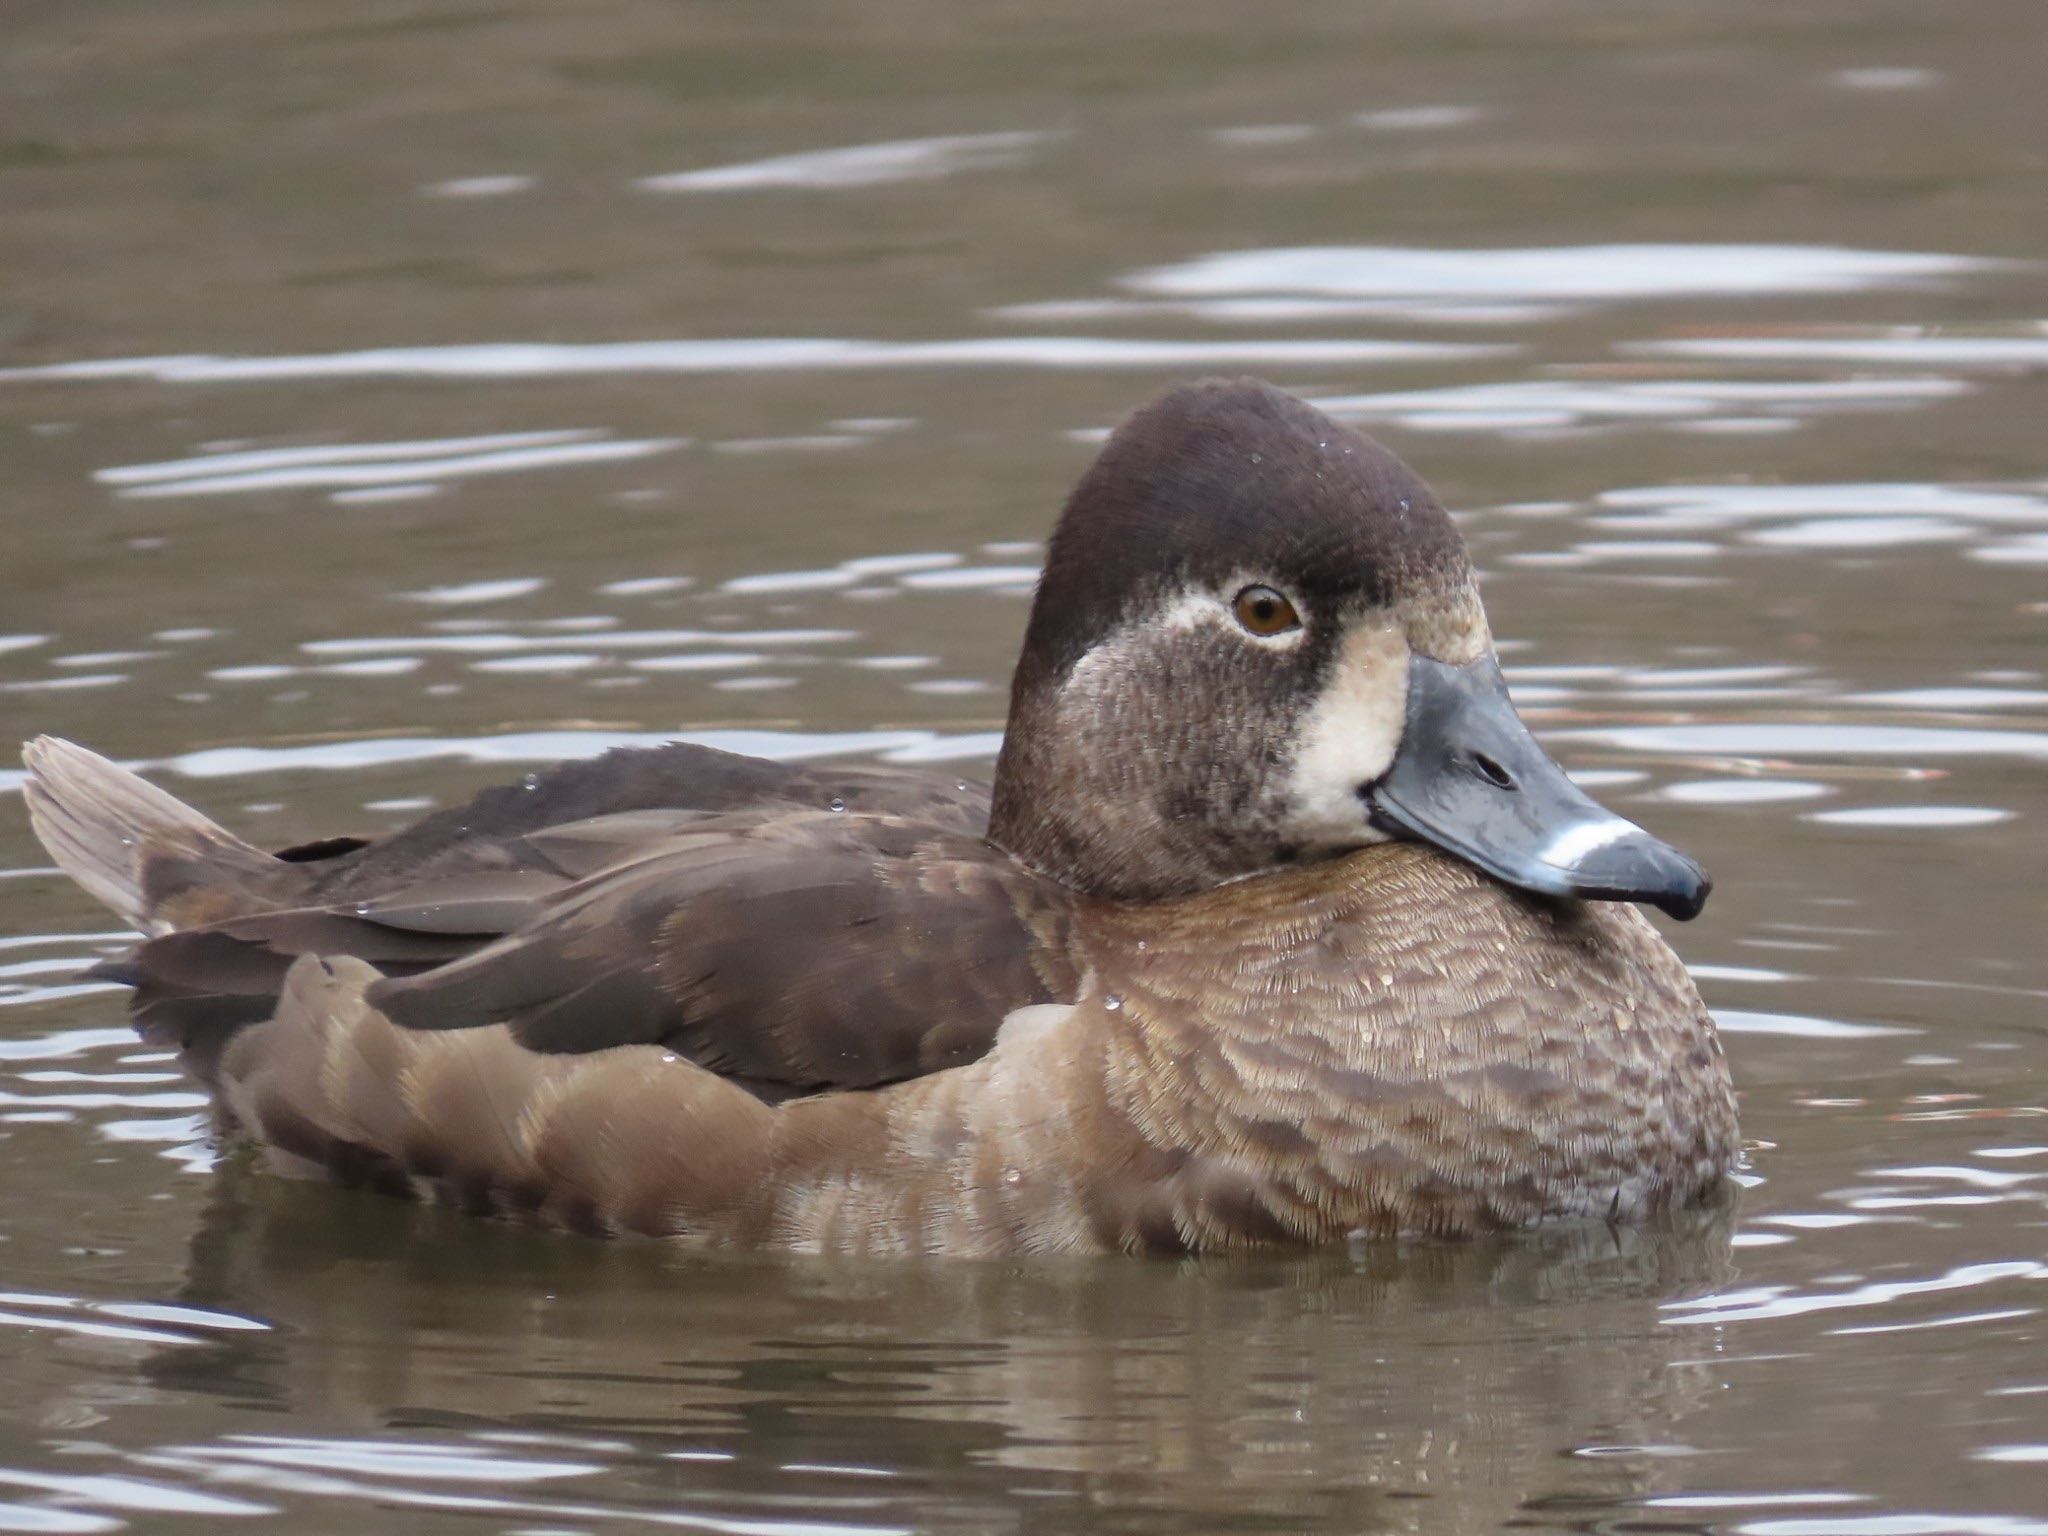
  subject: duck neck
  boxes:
[988,684,1278,902]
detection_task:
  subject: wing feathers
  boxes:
[34,736,1057,1103]
[348,870,571,934]
[366,827,1070,1092]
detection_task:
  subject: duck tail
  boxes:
[21,736,287,934]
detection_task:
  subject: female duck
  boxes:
[23,378,1736,1255]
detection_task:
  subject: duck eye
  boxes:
[1231,584,1302,638]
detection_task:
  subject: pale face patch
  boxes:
[1280,622,1411,851]
[1063,579,1307,701]
[1038,579,1422,892]
[1156,575,1313,648]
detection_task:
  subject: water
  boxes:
[4,1,2047,1529]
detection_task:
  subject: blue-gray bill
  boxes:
[1364,656,1712,921]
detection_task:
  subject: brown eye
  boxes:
[1232,584,1302,638]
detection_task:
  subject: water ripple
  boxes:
[0,336,1495,386]
[1310,376,1966,435]
[1641,327,2048,370]
[640,131,1045,193]
[1129,244,1993,310]
[0,1289,267,1349]
[1664,1260,2047,1328]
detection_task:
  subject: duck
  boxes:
[22,378,1737,1256]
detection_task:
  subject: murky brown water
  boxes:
[5,2,2047,1530]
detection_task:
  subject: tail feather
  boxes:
[22,736,285,934]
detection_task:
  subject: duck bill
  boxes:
[1364,656,1711,920]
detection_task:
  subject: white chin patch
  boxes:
[1282,624,1410,851]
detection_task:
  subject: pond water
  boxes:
[4,1,2047,1530]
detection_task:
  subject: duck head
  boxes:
[989,378,1709,919]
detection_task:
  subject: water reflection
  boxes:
[96,432,682,503]
[1124,243,1992,312]
[28,1175,1731,1535]
[1643,329,2048,369]
[639,131,1047,193]
[1590,481,2048,559]
[0,336,1489,385]
[1310,376,1967,436]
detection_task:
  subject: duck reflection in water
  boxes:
[128,1165,1739,1532]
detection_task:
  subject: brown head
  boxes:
[989,379,1709,916]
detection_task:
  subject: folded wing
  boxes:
[364,814,1075,1095]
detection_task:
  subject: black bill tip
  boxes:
[1536,818,1713,921]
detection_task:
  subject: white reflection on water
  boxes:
[898,564,1040,590]
[1713,1011,1914,1041]
[118,1436,913,1536]
[1663,780,1831,805]
[1743,1516,2048,1535]
[1208,123,1317,147]
[723,569,863,596]
[0,1028,136,1060]
[1646,1507,1875,1515]
[1830,66,1941,91]
[1352,104,1486,131]
[101,431,616,484]
[631,652,769,672]
[716,554,1013,596]
[0,727,1007,794]
[1974,533,2048,565]
[640,131,1045,192]
[711,434,866,455]
[0,1470,272,1519]
[1664,1259,2047,1328]
[300,628,856,655]
[1751,518,1974,550]
[1127,244,1991,309]
[1641,328,2048,369]
[1691,963,1802,984]
[1810,807,2015,829]
[421,174,536,198]
[470,654,604,675]
[0,1289,267,1350]
[96,432,681,500]
[164,1438,594,1483]
[599,575,694,596]
[994,296,1557,325]
[0,675,126,695]
[1596,482,2048,528]
[1307,377,1967,435]
[401,578,548,605]
[1582,478,2048,563]
[1560,722,2048,763]
[0,335,1495,386]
